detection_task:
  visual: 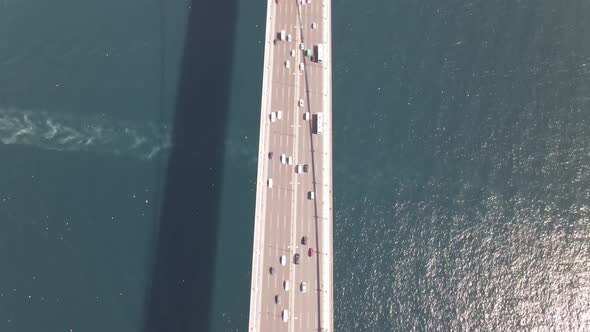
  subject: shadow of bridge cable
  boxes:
[142,0,238,331]
[296,4,324,330]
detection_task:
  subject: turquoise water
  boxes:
[1,0,589,331]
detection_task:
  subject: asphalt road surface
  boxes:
[248,0,332,331]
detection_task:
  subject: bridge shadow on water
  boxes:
[142,0,238,331]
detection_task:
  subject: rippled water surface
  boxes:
[333,0,590,330]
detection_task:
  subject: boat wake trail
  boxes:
[0,107,172,160]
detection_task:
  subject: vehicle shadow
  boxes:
[142,0,238,331]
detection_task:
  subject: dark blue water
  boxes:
[0,0,181,331]
[1,0,589,331]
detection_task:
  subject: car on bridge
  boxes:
[301,236,308,245]
[300,282,307,293]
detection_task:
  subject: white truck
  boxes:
[315,43,324,63]
[312,112,324,134]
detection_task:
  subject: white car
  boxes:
[298,99,304,107]
[299,63,304,71]
[282,309,289,322]
[280,153,286,164]
[295,164,303,174]
[270,111,277,122]
[299,43,305,50]
[311,22,317,29]
[308,191,315,200]
[287,156,293,165]
[280,255,286,266]
[267,178,273,188]
[290,49,295,57]
[277,110,283,120]
[286,34,292,42]
[284,60,290,68]
[283,280,290,291]
[300,282,307,293]
[303,112,310,121]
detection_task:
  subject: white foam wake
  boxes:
[0,106,172,160]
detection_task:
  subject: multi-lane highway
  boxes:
[248,0,332,331]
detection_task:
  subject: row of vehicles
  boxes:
[273,236,316,322]
[270,108,323,134]
[269,1,326,323]
[276,0,312,6]
[277,27,325,64]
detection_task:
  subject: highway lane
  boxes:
[249,0,331,331]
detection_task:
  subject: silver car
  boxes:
[300,282,307,293]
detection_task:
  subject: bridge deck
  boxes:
[248,0,332,331]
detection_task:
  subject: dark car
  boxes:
[269,267,275,275]
[275,295,281,304]
[308,248,315,257]
[294,253,300,264]
[301,236,308,245]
